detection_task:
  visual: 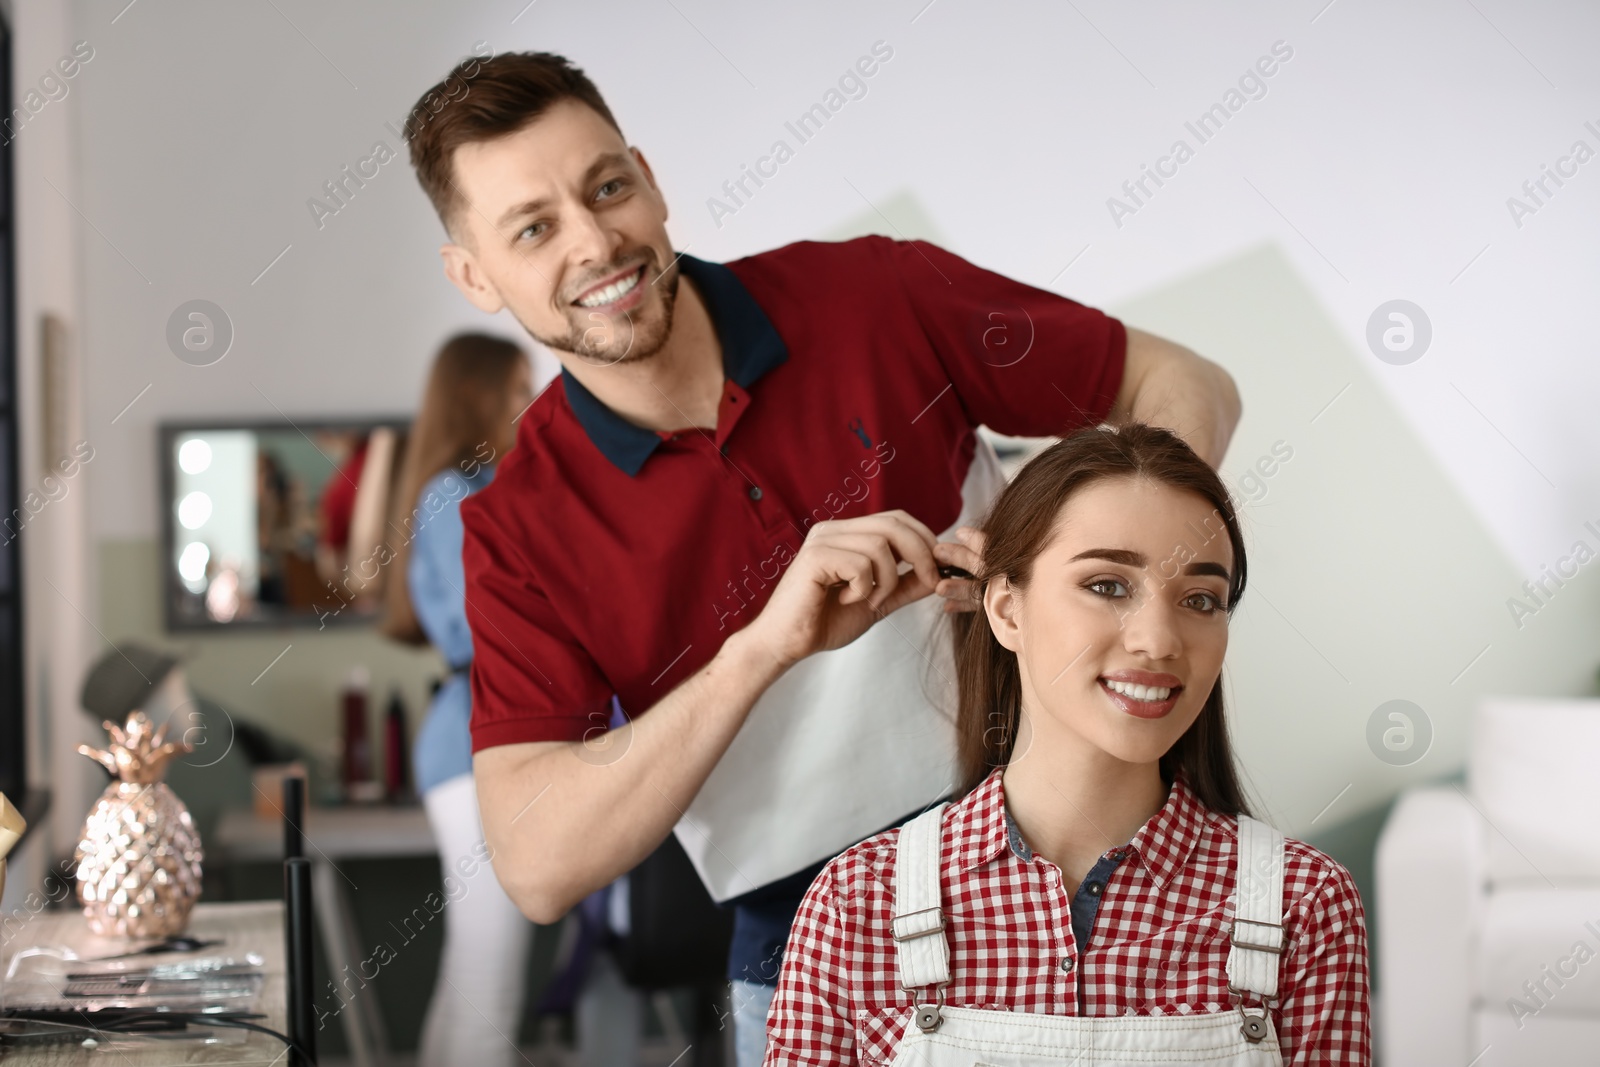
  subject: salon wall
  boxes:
[42,0,1599,937]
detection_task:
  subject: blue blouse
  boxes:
[409,463,494,794]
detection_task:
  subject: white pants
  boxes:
[731,978,776,1067]
[417,773,535,1067]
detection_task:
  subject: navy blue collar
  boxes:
[561,252,789,476]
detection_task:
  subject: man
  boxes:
[401,51,1239,1066]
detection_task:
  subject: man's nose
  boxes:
[563,205,620,269]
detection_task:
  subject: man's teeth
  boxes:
[577,268,642,308]
[1103,678,1173,702]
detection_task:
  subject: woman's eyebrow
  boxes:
[1068,548,1230,581]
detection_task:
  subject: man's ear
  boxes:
[441,242,506,315]
[984,575,1023,654]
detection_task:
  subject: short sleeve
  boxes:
[875,236,1127,437]
[1277,862,1372,1064]
[461,486,615,752]
[764,863,857,1066]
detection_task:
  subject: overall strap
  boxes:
[1227,812,1288,1000]
[891,803,950,991]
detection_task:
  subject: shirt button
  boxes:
[748,486,763,501]
[1059,955,1075,974]
[1085,881,1103,897]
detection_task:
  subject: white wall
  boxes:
[4,0,94,864]
[40,0,1600,850]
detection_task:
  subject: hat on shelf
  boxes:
[80,643,180,722]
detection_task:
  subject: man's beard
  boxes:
[523,252,680,368]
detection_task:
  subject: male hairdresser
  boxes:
[401,51,1239,1066]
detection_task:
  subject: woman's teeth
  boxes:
[1102,678,1173,702]
[577,267,642,308]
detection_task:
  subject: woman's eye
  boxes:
[1087,578,1129,598]
[1184,591,1224,612]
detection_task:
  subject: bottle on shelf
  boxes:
[383,688,410,803]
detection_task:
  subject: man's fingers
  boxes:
[809,545,877,606]
[807,512,939,597]
[816,532,902,609]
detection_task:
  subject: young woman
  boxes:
[764,422,1370,1066]
[381,332,536,1067]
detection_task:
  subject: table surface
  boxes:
[0,900,289,1064]
[214,803,435,863]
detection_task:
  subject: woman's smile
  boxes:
[1098,675,1183,719]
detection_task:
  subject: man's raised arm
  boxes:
[1107,325,1242,469]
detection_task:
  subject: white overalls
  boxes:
[884,803,1288,1065]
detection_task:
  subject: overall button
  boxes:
[1085,881,1103,897]
[1059,955,1075,974]
[748,486,763,501]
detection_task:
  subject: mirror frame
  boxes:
[158,416,412,633]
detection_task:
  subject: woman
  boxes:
[764,423,1371,1065]
[381,332,535,1067]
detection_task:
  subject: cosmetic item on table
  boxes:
[383,688,409,802]
[251,761,307,820]
[75,712,203,938]
[340,665,372,797]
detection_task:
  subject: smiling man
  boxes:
[401,51,1241,1067]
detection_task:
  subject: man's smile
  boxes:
[573,264,646,310]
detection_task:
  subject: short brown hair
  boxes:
[403,51,624,236]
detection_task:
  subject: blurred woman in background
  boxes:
[382,332,535,1067]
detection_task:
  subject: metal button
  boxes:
[1059,955,1074,973]
[1086,881,1102,897]
[748,486,763,500]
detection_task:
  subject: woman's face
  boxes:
[984,475,1234,768]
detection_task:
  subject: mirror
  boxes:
[160,419,411,630]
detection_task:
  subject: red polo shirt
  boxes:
[462,234,1126,752]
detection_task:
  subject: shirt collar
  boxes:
[956,766,1211,893]
[560,251,789,477]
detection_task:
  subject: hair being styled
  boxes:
[403,50,624,236]
[950,422,1252,816]
[379,333,529,645]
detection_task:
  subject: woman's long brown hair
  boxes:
[951,422,1253,816]
[379,333,528,645]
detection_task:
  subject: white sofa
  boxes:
[1376,697,1600,1066]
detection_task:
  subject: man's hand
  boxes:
[737,510,943,670]
[933,526,986,614]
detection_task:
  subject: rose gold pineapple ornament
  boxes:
[74,711,204,937]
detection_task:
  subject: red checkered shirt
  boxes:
[764,767,1371,1065]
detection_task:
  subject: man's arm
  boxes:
[475,628,786,924]
[474,510,943,925]
[1105,326,1242,469]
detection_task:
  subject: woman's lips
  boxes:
[1098,677,1181,719]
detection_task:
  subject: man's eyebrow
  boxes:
[493,151,635,231]
[1068,548,1230,581]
